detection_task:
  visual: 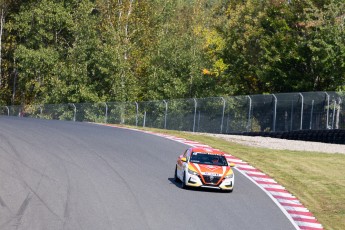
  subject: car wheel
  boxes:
[174,166,180,182]
[181,172,187,189]
[225,188,233,193]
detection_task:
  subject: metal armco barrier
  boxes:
[239,129,345,144]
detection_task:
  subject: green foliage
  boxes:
[302,1,345,91]
[0,0,344,106]
[218,0,345,94]
[139,0,213,100]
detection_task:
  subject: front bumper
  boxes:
[186,173,234,190]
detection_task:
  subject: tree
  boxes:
[301,0,345,91]
[95,0,143,102]
[0,0,21,104]
[220,0,266,94]
[219,0,345,94]
[140,0,221,100]
[1,0,344,106]
[6,0,75,104]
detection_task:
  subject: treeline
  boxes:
[0,0,344,105]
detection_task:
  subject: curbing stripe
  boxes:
[295,221,323,228]
[277,199,302,205]
[265,187,289,193]
[246,173,270,178]
[290,214,317,220]
[245,171,266,176]
[280,202,305,208]
[299,227,324,230]
[237,166,258,171]
[274,195,298,200]
[269,191,296,198]
[283,206,309,213]
[183,141,201,144]
[228,161,248,165]
[95,124,324,230]
[293,218,319,223]
[255,180,278,185]
[236,164,256,169]
[288,210,314,216]
[260,184,286,190]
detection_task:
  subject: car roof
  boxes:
[190,147,225,155]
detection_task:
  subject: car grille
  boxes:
[201,175,222,185]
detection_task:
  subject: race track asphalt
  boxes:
[0,117,296,230]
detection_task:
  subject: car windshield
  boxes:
[189,152,228,166]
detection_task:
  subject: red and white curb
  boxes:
[97,124,323,230]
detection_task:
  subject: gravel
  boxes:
[200,134,345,154]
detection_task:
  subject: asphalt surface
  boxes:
[0,117,296,230]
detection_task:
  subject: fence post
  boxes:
[193,98,197,132]
[332,100,336,129]
[120,103,124,124]
[299,93,304,130]
[325,92,330,129]
[70,103,76,122]
[163,100,168,129]
[197,111,201,132]
[5,106,9,116]
[247,96,252,132]
[135,102,139,127]
[310,100,314,129]
[272,94,277,132]
[220,97,226,133]
[104,102,108,124]
[143,111,146,127]
[335,98,342,129]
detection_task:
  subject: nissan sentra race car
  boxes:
[174,147,235,192]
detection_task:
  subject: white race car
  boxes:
[174,147,235,192]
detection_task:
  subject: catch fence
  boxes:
[1,91,344,133]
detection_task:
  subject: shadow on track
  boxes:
[167,178,231,194]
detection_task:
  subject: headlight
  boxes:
[224,173,233,179]
[188,169,199,176]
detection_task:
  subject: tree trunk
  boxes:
[0,9,4,87]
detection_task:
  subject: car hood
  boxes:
[190,163,230,175]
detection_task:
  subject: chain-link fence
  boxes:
[1,91,344,133]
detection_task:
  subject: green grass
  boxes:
[131,126,345,230]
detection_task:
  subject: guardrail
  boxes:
[1,91,344,133]
[239,129,345,144]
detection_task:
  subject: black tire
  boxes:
[174,166,180,182]
[225,188,233,193]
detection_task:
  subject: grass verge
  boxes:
[132,126,345,230]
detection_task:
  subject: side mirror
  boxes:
[181,157,187,162]
[229,162,236,167]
